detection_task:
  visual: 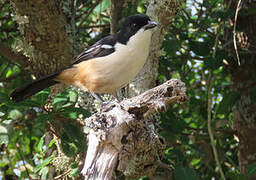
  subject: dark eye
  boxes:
[132,23,138,29]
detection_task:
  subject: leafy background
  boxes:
[0,0,255,179]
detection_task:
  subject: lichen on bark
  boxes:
[82,79,188,179]
[10,0,74,76]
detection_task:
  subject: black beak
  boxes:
[144,21,157,30]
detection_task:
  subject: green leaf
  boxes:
[47,139,55,149]
[0,125,9,145]
[0,159,9,167]
[60,122,86,157]
[63,123,86,150]
[39,166,49,180]
[34,90,50,105]
[52,97,68,110]
[34,156,54,173]
[204,50,227,70]
[160,108,185,140]
[226,172,247,180]
[60,107,91,119]
[173,167,199,180]
[162,39,181,53]
[7,100,41,108]
[20,170,29,179]
[38,135,45,152]
[166,149,185,163]
[204,57,222,70]
[0,92,9,102]
[9,109,22,120]
[248,162,256,175]
[94,0,110,13]
[67,90,78,102]
[217,91,240,114]
[35,113,54,124]
[20,135,31,155]
[61,132,78,157]
[214,10,234,21]
[0,63,8,75]
[189,41,211,56]
[69,164,79,178]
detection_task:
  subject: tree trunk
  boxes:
[227,0,256,178]
[10,0,75,76]
[9,0,85,177]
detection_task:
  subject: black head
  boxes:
[117,14,157,44]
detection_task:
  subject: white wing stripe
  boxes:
[84,45,98,53]
[101,44,113,49]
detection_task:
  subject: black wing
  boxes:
[72,35,117,65]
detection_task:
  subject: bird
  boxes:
[10,14,157,103]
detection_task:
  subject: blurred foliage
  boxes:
[0,0,254,179]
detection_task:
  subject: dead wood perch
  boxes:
[81,79,188,179]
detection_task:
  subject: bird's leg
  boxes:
[125,84,129,98]
[112,91,120,102]
[91,92,121,106]
[91,92,116,106]
[90,92,104,104]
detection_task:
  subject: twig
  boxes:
[0,42,29,67]
[83,24,109,29]
[207,74,226,180]
[233,0,242,66]
[77,0,102,28]
[221,40,233,49]
[53,168,72,179]
[156,160,172,171]
[212,22,223,58]
[16,144,31,179]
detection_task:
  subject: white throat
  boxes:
[113,29,152,86]
[88,29,153,93]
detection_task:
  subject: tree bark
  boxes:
[82,79,188,179]
[110,0,124,34]
[0,42,29,67]
[9,1,85,177]
[10,0,75,77]
[226,0,256,178]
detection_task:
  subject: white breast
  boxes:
[89,29,152,93]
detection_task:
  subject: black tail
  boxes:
[10,73,60,102]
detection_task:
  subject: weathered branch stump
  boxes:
[82,79,188,179]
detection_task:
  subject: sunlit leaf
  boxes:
[34,156,54,173]
[0,125,8,145]
[60,107,91,119]
[39,166,49,180]
[9,109,22,120]
[69,164,79,178]
[38,135,45,152]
